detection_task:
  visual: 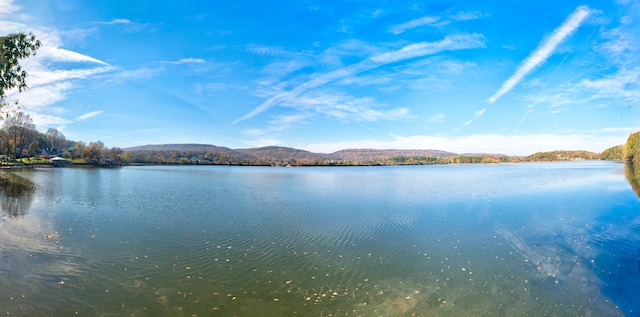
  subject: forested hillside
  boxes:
[600,145,625,160]
[625,131,640,180]
[120,144,601,166]
[524,150,599,161]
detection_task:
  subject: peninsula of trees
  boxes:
[623,131,640,181]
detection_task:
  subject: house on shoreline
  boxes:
[50,157,71,167]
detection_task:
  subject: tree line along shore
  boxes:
[0,113,637,173]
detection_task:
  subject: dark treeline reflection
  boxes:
[0,171,35,218]
[625,163,640,199]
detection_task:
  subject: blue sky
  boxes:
[1,0,639,155]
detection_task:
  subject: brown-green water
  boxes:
[1,162,639,316]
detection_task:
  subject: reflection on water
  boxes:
[0,162,639,316]
[0,171,35,218]
[625,163,640,199]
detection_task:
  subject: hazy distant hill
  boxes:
[459,153,508,157]
[123,144,255,161]
[122,143,600,165]
[328,149,456,161]
[124,144,457,161]
[124,144,236,153]
[237,146,325,160]
[524,150,599,161]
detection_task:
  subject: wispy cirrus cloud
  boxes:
[463,108,486,126]
[26,67,115,87]
[97,18,131,25]
[242,90,414,146]
[290,91,414,123]
[389,15,440,34]
[0,0,118,128]
[0,0,20,18]
[426,113,446,123]
[449,11,488,21]
[578,66,640,103]
[234,33,485,124]
[389,10,488,34]
[11,82,71,110]
[30,113,73,126]
[243,113,313,139]
[247,45,310,58]
[169,58,205,64]
[487,6,592,104]
[37,46,109,65]
[76,110,103,121]
[522,65,640,111]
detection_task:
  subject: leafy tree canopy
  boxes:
[0,33,41,106]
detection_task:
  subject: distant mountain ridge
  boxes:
[123,143,459,161]
[329,148,456,160]
[124,144,234,153]
[122,143,603,165]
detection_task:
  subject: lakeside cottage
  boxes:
[50,157,71,167]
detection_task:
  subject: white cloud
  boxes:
[37,46,109,65]
[61,27,99,43]
[281,90,414,123]
[463,108,486,126]
[527,65,640,110]
[388,10,487,35]
[0,0,19,17]
[449,11,488,21]
[235,33,484,123]
[12,85,65,109]
[488,6,592,104]
[388,15,440,34]
[0,21,25,34]
[579,66,640,103]
[171,58,205,64]
[76,110,104,121]
[101,18,131,25]
[371,34,484,63]
[30,112,73,127]
[246,45,306,58]
[266,113,312,132]
[104,67,164,83]
[426,113,446,123]
[25,66,115,87]
[0,4,131,133]
[241,91,414,143]
[261,59,311,77]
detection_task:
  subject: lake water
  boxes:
[1,161,639,316]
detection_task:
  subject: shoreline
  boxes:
[0,159,624,169]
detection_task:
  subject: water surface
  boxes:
[1,161,639,316]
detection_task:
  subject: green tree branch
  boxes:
[0,33,41,109]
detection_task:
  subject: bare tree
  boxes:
[3,112,36,158]
[45,128,66,151]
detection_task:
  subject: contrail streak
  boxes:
[516,54,569,129]
[487,6,591,104]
